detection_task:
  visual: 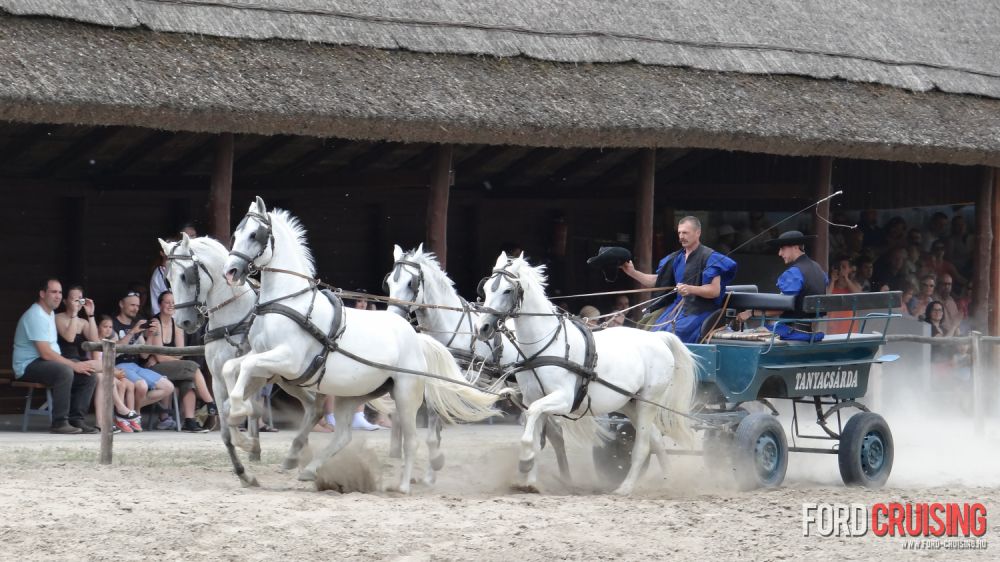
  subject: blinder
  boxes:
[229,210,273,268]
[383,259,423,297]
[477,267,524,318]
[165,246,213,316]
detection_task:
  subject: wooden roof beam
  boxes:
[0,124,63,168]
[159,137,217,176]
[489,148,561,187]
[99,130,174,177]
[233,134,294,175]
[342,141,404,175]
[275,139,348,176]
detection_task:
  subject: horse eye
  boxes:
[249,232,256,240]
[503,289,512,295]
[181,273,187,283]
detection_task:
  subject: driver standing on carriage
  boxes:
[621,216,737,343]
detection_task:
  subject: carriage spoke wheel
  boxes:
[734,413,787,491]
[838,412,893,488]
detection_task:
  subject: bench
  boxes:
[9,379,54,432]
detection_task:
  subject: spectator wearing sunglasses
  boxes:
[112,290,176,427]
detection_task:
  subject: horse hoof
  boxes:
[430,453,445,472]
[518,458,535,474]
[510,484,540,494]
[280,457,299,471]
[241,476,260,488]
[298,470,317,482]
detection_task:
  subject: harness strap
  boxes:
[255,290,345,387]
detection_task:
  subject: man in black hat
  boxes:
[744,230,828,340]
[621,216,737,343]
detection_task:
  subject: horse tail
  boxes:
[653,331,698,448]
[417,334,506,424]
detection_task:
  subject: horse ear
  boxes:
[157,238,172,253]
[416,242,424,254]
[181,232,192,246]
[495,252,508,268]
[255,195,267,214]
[517,251,526,262]
[393,244,403,260]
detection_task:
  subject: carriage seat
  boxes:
[725,284,758,294]
[725,292,794,312]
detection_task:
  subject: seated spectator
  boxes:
[147,291,218,433]
[925,301,969,383]
[579,305,601,327]
[853,256,874,292]
[606,294,631,328]
[908,274,937,320]
[883,216,908,250]
[944,215,973,276]
[112,290,176,428]
[871,247,908,291]
[858,209,885,247]
[827,256,862,334]
[934,274,965,335]
[925,240,968,290]
[897,280,917,320]
[93,314,142,432]
[921,212,949,252]
[55,287,136,433]
[12,278,100,434]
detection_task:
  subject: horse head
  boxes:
[476,251,526,341]
[159,233,210,333]
[225,196,273,286]
[383,243,427,317]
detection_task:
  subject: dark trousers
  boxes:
[20,359,97,426]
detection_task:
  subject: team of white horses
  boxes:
[160,196,697,495]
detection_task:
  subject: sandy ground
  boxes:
[0,417,998,561]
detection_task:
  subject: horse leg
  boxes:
[227,347,292,424]
[212,371,259,487]
[613,402,654,495]
[543,416,572,482]
[648,428,670,479]
[298,397,361,482]
[421,410,444,485]
[391,382,423,494]
[276,382,322,470]
[242,377,268,462]
[517,392,572,489]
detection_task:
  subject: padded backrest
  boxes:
[726,291,795,311]
[726,284,758,294]
[802,291,902,313]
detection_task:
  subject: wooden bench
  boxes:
[10,379,54,431]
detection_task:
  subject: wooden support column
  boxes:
[634,148,656,278]
[991,167,1000,337]
[426,144,453,269]
[813,156,833,272]
[973,167,994,333]
[208,133,234,245]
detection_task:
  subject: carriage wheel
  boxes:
[591,416,649,488]
[838,412,893,488]
[734,413,788,491]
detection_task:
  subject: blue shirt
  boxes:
[776,266,829,296]
[656,249,738,307]
[12,303,59,376]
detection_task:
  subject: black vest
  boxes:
[652,244,718,315]
[781,254,828,320]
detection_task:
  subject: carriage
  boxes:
[593,288,902,491]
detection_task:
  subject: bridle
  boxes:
[228,210,274,273]
[165,245,215,317]
[382,258,424,311]
[476,264,525,320]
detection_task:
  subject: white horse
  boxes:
[158,235,324,487]
[383,244,609,482]
[222,197,505,492]
[476,252,698,495]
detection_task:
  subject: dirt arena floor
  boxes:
[0,414,997,561]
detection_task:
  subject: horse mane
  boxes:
[407,247,455,289]
[508,256,548,294]
[268,208,315,276]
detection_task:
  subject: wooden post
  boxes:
[208,133,234,245]
[99,339,115,465]
[970,331,984,436]
[991,168,1000,336]
[973,167,994,333]
[813,156,833,272]
[635,149,655,307]
[426,144,453,269]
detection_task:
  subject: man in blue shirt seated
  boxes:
[622,216,737,343]
[756,230,829,341]
[12,278,101,434]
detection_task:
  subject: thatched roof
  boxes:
[1,3,999,165]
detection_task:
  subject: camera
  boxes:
[76,298,87,306]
